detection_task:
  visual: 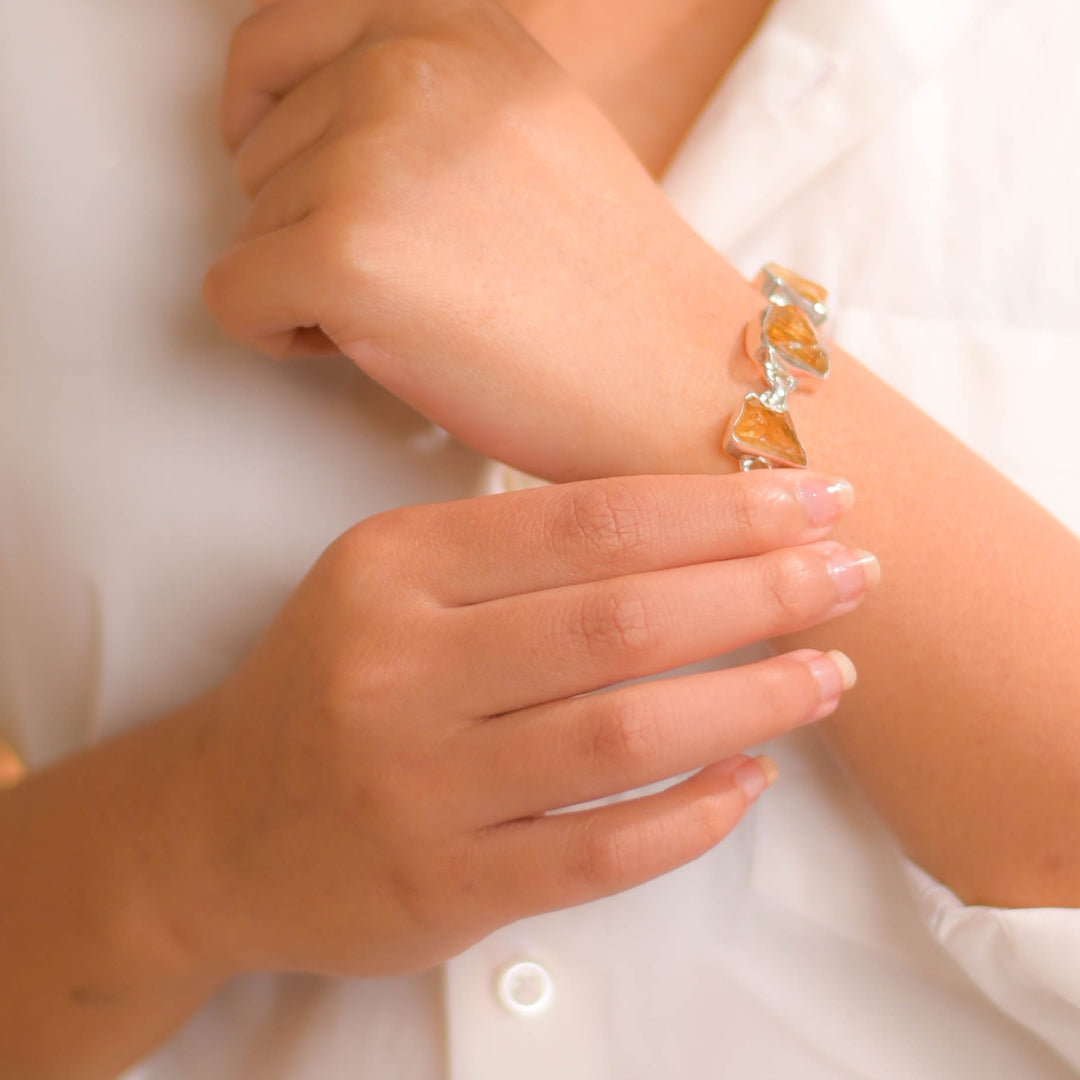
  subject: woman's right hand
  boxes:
[170,471,873,979]
[204,0,763,482]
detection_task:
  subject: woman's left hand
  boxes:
[204,0,756,481]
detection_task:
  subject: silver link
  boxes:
[739,455,773,471]
[759,352,799,411]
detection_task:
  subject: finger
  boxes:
[477,753,775,919]
[231,129,339,244]
[381,472,854,608]
[202,219,340,359]
[458,649,852,824]
[440,539,876,715]
[223,0,377,151]
[233,53,343,199]
[232,95,402,245]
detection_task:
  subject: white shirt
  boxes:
[2,0,1079,1077]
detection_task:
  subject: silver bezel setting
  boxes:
[754,264,829,326]
[723,392,808,469]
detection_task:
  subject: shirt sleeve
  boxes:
[905,861,1080,1069]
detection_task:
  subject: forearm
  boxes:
[570,257,1080,908]
[0,705,228,1079]
[776,338,1080,907]
[518,0,1080,909]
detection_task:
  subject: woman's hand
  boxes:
[171,472,870,978]
[203,0,755,480]
[0,471,871,1078]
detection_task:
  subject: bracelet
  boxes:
[723,263,830,471]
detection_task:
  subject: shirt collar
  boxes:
[660,0,1008,251]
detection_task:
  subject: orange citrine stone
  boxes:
[763,262,828,311]
[727,395,808,468]
[761,303,829,377]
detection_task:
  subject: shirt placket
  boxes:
[443,919,610,1080]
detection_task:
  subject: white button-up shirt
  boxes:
[2,0,1079,1077]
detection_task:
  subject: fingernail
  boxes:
[826,547,880,602]
[795,475,855,527]
[787,647,856,700]
[810,651,857,721]
[784,649,857,723]
[827,649,858,690]
[734,754,778,802]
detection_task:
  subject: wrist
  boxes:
[86,697,242,991]
[545,247,766,481]
[566,249,848,482]
[0,709,233,1078]
[128,694,248,987]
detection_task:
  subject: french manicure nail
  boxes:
[807,651,857,721]
[734,754,778,802]
[795,475,855,527]
[793,648,854,701]
[826,548,880,603]
[785,649,857,723]
[827,649,858,690]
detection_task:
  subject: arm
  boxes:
[612,274,1080,909]
[205,0,1080,909]
[763,336,1080,909]
[0,706,228,1080]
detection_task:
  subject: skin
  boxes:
[501,0,775,176]
[203,0,1080,911]
[0,472,871,1078]
[504,0,1080,907]
[5,0,1078,1074]
[513,0,1080,910]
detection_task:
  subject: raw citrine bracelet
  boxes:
[723,263,830,470]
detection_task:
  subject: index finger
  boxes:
[383,471,854,607]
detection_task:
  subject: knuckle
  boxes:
[568,818,638,892]
[763,549,831,626]
[330,631,422,715]
[311,207,371,281]
[686,792,737,849]
[572,584,658,660]
[555,481,650,566]
[580,693,662,772]
[323,511,406,582]
[729,481,797,544]
[356,36,445,101]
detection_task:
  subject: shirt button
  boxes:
[494,958,554,1017]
